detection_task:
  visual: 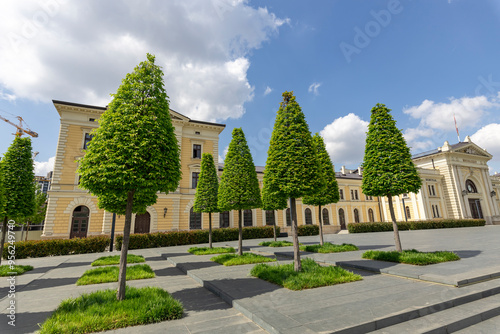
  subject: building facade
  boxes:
[42,101,500,239]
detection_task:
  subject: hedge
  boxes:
[347,219,486,233]
[116,226,279,250]
[297,225,319,236]
[2,236,110,259]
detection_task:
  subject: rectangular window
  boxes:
[192,172,199,189]
[350,190,354,200]
[193,144,201,159]
[83,133,93,150]
[339,189,344,200]
[355,190,359,200]
[428,185,436,196]
[435,205,440,217]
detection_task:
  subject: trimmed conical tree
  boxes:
[78,54,181,300]
[193,153,219,249]
[218,128,262,256]
[0,137,36,264]
[261,185,287,241]
[362,103,422,252]
[302,133,339,245]
[263,91,322,271]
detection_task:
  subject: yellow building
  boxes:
[42,100,500,239]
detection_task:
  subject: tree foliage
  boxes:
[78,53,181,215]
[302,134,339,207]
[0,137,36,264]
[361,103,422,252]
[263,91,321,271]
[194,153,219,214]
[362,104,422,197]
[25,191,47,225]
[77,54,181,300]
[218,128,261,255]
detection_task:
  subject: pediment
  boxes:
[452,143,492,159]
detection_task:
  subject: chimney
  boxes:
[341,166,346,175]
[358,167,362,176]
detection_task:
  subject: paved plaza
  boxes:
[1,226,500,333]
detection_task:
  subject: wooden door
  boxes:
[134,212,151,234]
[70,206,89,239]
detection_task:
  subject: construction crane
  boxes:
[0,115,38,138]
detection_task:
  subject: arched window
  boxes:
[339,208,346,229]
[305,208,313,225]
[354,208,360,223]
[466,180,478,193]
[265,210,275,226]
[244,209,253,226]
[286,208,291,226]
[71,205,89,239]
[368,208,374,222]
[322,208,330,225]
[190,207,201,229]
[405,206,411,220]
[219,211,230,228]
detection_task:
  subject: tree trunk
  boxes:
[208,212,212,249]
[238,209,243,256]
[25,221,30,242]
[290,198,302,272]
[116,190,135,301]
[318,205,324,246]
[0,216,7,265]
[387,195,402,252]
[273,217,276,241]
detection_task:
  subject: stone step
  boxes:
[368,293,500,334]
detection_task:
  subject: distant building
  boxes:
[35,172,52,194]
[42,100,500,239]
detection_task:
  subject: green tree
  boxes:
[261,185,287,241]
[302,134,339,245]
[218,128,262,256]
[0,137,36,264]
[362,103,422,252]
[23,191,47,241]
[263,92,322,271]
[78,54,181,300]
[193,153,219,249]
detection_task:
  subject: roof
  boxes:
[52,99,225,128]
[218,163,264,174]
[411,142,477,160]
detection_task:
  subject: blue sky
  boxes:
[1,0,500,176]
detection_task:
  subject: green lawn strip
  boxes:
[0,265,33,276]
[91,254,145,266]
[251,258,362,290]
[259,241,294,247]
[76,264,155,285]
[362,249,460,265]
[187,246,236,255]
[39,286,183,334]
[300,242,359,253]
[211,253,276,266]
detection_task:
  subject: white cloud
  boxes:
[308,82,321,96]
[320,113,368,167]
[0,89,16,102]
[34,156,55,176]
[264,86,272,96]
[218,145,229,163]
[403,95,498,132]
[471,124,500,160]
[0,1,287,121]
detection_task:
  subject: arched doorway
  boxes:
[134,212,151,234]
[70,206,89,239]
[354,209,360,223]
[368,208,374,222]
[220,211,230,228]
[190,207,202,229]
[305,208,313,225]
[339,208,346,230]
[322,208,330,225]
[466,180,483,219]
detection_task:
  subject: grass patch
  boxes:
[259,241,294,247]
[251,258,362,290]
[362,249,460,265]
[91,254,145,266]
[300,242,359,253]
[211,253,276,266]
[39,286,183,334]
[0,265,33,276]
[187,246,235,255]
[76,264,155,285]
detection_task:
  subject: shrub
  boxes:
[187,247,235,255]
[297,225,319,236]
[348,219,485,233]
[2,236,110,259]
[76,264,155,285]
[116,226,279,250]
[0,265,33,276]
[259,241,294,247]
[210,253,276,266]
[362,249,460,265]
[300,242,359,253]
